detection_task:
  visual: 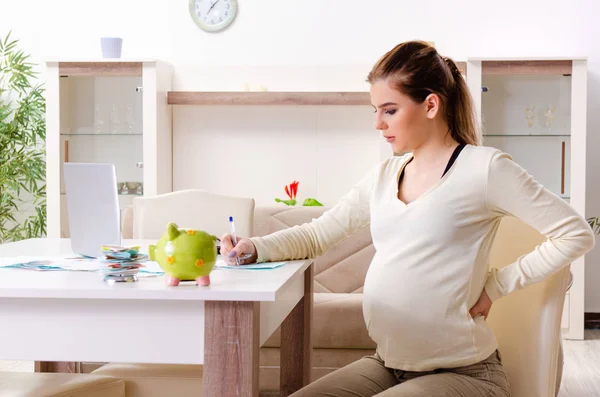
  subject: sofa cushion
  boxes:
[0,372,125,397]
[263,292,375,349]
[92,364,202,397]
[253,206,375,293]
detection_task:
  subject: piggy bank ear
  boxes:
[167,222,180,241]
[148,245,156,261]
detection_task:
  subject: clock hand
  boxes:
[207,0,220,14]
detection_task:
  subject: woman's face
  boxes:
[370,79,439,153]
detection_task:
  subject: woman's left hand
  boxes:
[470,289,492,319]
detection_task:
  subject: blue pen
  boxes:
[229,216,252,265]
[229,216,239,246]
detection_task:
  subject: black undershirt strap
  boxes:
[398,143,466,187]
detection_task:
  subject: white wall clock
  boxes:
[189,0,238,32]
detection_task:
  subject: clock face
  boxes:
[189,0,238,32]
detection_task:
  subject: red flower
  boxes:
[285,180,299,200]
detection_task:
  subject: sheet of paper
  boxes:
[0,256,285,273]
[0,256,106,271]
[0,256,69,267]
[139,261,165,275]
[215,258,286,270]
[0,256,151,272]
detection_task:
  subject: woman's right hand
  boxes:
[220,234,258,265]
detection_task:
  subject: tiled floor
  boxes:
[558,330,600,397]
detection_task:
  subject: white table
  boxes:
[0,238,314,397]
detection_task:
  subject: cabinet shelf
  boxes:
[167,91,372,106]
[467,57,587,340]
[60,133,143,137]
[468,59,575,75]
[57,61,143,77]
[61,192,142,197]
[483,134,570,137]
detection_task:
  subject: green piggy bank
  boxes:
[148,222,218,287]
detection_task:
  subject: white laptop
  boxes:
[63,163,122,258]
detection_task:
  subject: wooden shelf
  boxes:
[61,192,142,196]
[483,134,570,137]
[167,91,371,106]
[481,60,572,76]
[58,62,143,77]
[60,133,143,136]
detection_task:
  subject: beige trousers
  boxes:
[290,350,511,397]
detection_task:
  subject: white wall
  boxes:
[2,0,600,310]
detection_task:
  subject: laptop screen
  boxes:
[63,163,122,258]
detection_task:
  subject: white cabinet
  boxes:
[467,58,588,340]
[45,60,173,238]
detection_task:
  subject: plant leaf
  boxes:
[0,31,46,242]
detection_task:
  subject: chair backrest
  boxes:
[130,189,255,240]
[253,208,568,395]
[253,206,374,293]
[486,216,569,397]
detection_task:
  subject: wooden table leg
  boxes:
[280,264,313,397]
[35,361,78,373]
[204,301,260,397]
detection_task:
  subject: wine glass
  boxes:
[544,105,556,130]
[524,105,536,128]
[110,104,120,134]
[125,104,135,134]
[94,105,105,134]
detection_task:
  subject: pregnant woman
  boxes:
[220,41,595,396]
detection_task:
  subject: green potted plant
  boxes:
[589,217,600,235]
[0,31,46,243]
